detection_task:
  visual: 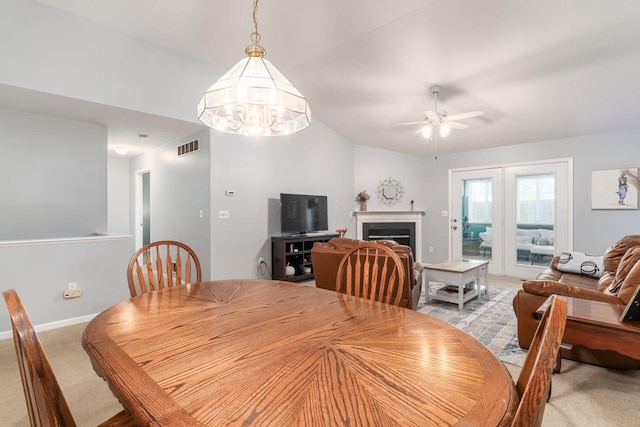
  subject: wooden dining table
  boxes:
[82,279,517,426]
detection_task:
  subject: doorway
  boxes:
[135,170,151,249]
[450,159,573,278]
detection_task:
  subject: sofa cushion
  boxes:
[522,280,622,304]
[517,229,541,238]
[604,246,640,299]
[517,235,533,245]
[618,261,640,304]
[602,235,640,276]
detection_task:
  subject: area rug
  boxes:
[417,287,527,367]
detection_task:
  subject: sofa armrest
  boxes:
[522,280,623,304]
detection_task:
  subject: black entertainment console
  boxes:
[271,234,338,282]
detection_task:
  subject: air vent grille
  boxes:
[178,139,199,157]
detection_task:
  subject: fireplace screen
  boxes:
[363,222,416,256]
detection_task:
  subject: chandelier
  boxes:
[197,0,311,136]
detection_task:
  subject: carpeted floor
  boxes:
[418,286,527,366]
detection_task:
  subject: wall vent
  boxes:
[177,139,199,157]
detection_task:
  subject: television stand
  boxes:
[271,234,338,282]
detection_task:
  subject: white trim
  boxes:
[449,157,574,173]
[0,313,99,341]
[0,234,132,247]
[353,211,425,262]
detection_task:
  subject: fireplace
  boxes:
[354,211,424,262]
[363,222,415,256]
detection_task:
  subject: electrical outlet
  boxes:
[258,257,265,267]
[67,282,77,290]
[429,246,434,253]
[63,288,82,299]
[219,210,230,219]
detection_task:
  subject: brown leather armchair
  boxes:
[513,235,640,369]
[311,238,423,310]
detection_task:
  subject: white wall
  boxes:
[210,121,354,279]
[0,235,133,336]
[354,145,426,212]
[130,129,211,278]
[108,157,130,235]
[0,0,216,123]
[0,109,107,240]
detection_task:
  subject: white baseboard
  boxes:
[0,313,98,341]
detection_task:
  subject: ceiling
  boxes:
[24,0,640,157]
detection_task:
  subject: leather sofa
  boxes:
[513,235,640,369]
[311,238,423,310]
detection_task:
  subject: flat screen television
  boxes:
[280,193,328,235]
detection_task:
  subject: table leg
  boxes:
[459,282,464,310]
[425,271,430,304]
[483,265,489,295]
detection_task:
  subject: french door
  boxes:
[451,168,503,275]
[450,159,572,278]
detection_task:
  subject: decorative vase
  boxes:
[285,263,295,277]
[361,201,367,211]
[339,232,345,238]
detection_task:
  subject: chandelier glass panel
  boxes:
[197,0,311,136]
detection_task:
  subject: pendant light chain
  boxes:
[251,0,261,45]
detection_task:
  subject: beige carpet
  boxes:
[1,276,638,426]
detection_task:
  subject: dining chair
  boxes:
[2,289,136,427]
[127,240,202,297]
[512,294,567,427]
[335,242,406,306]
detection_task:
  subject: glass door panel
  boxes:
[504,162,570,278]
[451,168,503,275]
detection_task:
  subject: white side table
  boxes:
[424,259,489,310]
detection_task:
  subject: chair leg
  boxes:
[553,351,562,373]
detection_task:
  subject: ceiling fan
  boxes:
[394,86,483,139]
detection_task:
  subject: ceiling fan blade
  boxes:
[425,110,439,120]
[449,121,469,130]
[446,111,483,121]
[394,121,426,126]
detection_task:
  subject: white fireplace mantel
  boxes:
[353,211,425,261]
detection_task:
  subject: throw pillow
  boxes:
[604,246,640,298]
[538,237,554,246]
[540,229,555,240]
[557,251,604,278]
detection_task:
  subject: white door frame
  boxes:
[449,158,573,278]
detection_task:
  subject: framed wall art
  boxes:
[591,168,638,210]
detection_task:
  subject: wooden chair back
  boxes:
[127,240,202,297]
[3,289,77,426]
[2,289,136,427]
[335,242,406,307]
[512,294,568,427]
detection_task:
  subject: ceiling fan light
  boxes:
[421,125,433,139]
[439,122,451,138]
